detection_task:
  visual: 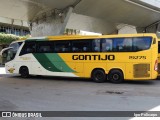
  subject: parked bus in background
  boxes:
[158,39,160,76]
[2,34,158,83]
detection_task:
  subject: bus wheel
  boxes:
[91,69,106,83]
[108,70,124,83]
[19,67,30,78]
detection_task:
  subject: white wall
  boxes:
[117,24,137,34]
[66,13,116,35]
[140,0,160,8]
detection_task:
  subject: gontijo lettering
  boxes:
[72,55,115,61]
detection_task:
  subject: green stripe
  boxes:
[33,53,76,72]
[26,38,48,41]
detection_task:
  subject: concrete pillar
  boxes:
[11,19,14,34]
[60,7,73,34]
[20,20,23,36]
[30,7,74,37]
[30,9,116,37]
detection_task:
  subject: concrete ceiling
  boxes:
[74,0,160,27]
[0,0,77,21]
[0,0,160,28]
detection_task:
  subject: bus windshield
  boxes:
[2,41,23,62]
[9,41,23,52]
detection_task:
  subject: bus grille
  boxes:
[133,64,150,78]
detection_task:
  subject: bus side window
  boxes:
[92,39,100,52]
[158,41,160,53]
[72,40,91,52]
[19,42,36,56]
[114,38,132,52]
[133,37,152,51]
[54,41,71,53]
[101,39,113,52]
[37,41,53,53]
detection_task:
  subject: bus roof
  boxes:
[26,33,158,41]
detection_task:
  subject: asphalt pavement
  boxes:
[0,68,160,120]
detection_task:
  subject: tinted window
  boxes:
[133,37,152,51]
[158,41,160,53]
[5,48,15,62]
[37,41,53,53]
[113,38,132,52]
[92,39,100,52]
[102,39,113,52]
[9,42,23,52]
[55,41,71,53]
[111,37,152,52]
[72,40,91,52]
[19,42,36,56]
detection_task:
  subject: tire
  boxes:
[108,70,124,83]
[91,69,106,83]
[20,67,30,78]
